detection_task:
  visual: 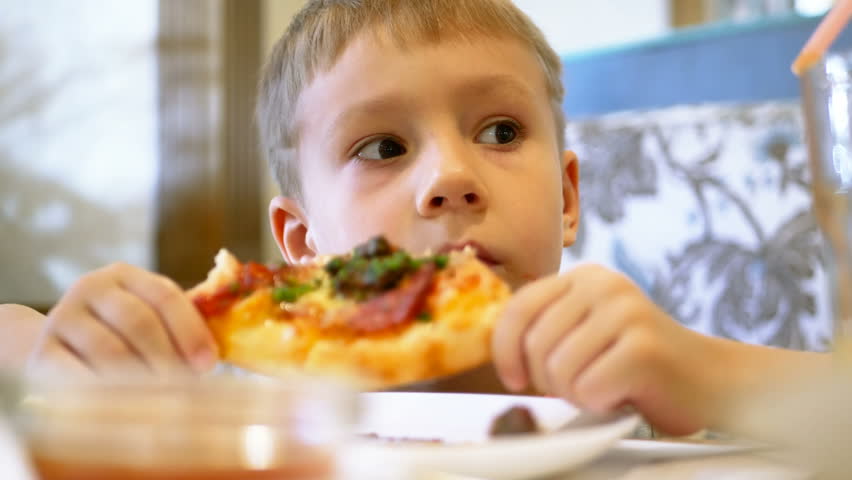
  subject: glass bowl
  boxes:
[6,374,355,480]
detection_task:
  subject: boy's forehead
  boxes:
[293,32,549,131]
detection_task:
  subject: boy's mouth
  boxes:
[439,241,500,266]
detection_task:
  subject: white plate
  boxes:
[612,437,766,460]
[0,419,35,480]
[344,392,639,480]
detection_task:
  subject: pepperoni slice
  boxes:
[194,262,296,318]
[348,264,436,333]
[193,291,236,318]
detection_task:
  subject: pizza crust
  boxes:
[187,249,241,298]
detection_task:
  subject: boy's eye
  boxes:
[356,137,407,161]
[476,122,519,145]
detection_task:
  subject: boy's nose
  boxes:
[416,168,488,216]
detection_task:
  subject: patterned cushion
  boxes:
[562,102,829,350]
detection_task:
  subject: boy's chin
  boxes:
[487,265,526,292]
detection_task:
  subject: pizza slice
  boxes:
[188,236,510,389]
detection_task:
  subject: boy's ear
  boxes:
[269,196,317,264]
[561,150,580,247]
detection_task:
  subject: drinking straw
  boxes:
[792,0,852,75]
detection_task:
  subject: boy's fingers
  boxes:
[29,337,95,379]
[547,297,633,401]
[575,330,703,436]
[52,309,148,375]
[566,335,636,413]
[523,292,589,395]
[492,274,572,391]
[116,266,218,371]
[90,288,185,374]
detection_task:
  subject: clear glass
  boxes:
[801,49,852,345]
[5,375,355,480]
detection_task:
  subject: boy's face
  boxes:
[270,32,579,289]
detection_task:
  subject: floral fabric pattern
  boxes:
[563,103,830,350]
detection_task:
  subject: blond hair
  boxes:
[256,0,565,200]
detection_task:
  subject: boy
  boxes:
[10,0,828,435]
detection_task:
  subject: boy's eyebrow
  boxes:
[452,74,537,102]
[326,96,407,136]
[325,75,537,136]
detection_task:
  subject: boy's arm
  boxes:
[705,336,831,432]
[0,304,47,371]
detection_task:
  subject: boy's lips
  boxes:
[439,241,500,266]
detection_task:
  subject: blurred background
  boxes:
[0,0,841,349]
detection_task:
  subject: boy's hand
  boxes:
[493,264,721,435]
[28,263,218,378]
